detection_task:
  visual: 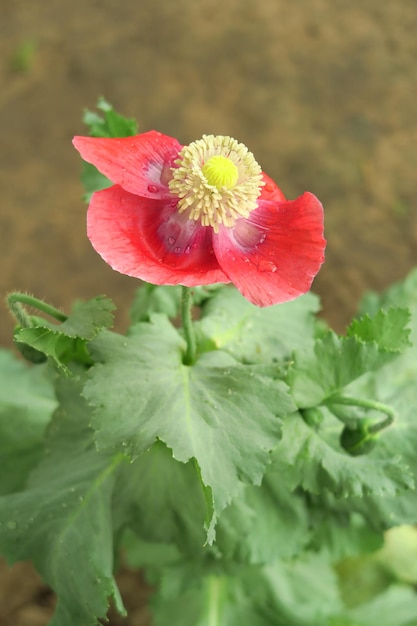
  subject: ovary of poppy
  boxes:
[73,131,326,307]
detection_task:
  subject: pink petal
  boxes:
[87,185,230,286]
[73,131,182,199]
[212,192,326,307]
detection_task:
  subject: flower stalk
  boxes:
[326,395,396,433]
[7,293,68,325]
[181,286,197,365]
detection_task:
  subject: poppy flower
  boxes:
[73,131,325,306]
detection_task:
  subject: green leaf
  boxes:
[346,585,417,626]
[81,162,112,202]
[271,411,413,498]
[287,307,411,407]
[197,286,321,363]
[255,556,344,626]
[0,374,126,626]
[80,98,138,200]
[151,555,344,626]
[308,507,383,560]
[122,530,182,573]
[130,284,183,323]
[360,267,417,325]
[85,315,295,539]
[151,554,417,626]
[0,350,57,494]
[14,296,115,372]
[216,464,309,564]
[83,97,138,138]
[129,283,225,325]
[151,568,219,626]
[322,270,417,529]
[113,441,208,554]
[348,308,411,352]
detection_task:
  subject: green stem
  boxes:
[181,287,196,365]
[7,299,33,329]
[207,576,223,626]
[7,293,68,323]
[325,395,396,433]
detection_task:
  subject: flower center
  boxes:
[201,155,239,190]
[168,135,264,232]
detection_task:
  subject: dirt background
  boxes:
[1,0,417,624]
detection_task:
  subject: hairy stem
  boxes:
[7,293,68,323]
[7,299,33,329]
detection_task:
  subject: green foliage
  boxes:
[272,411,413,498]
[196,286,321,363]
[0,374,126,625]
[113,442,208,555]
[84,314,295,540]
[13,296,115,372]
[286,307,411,407]
[215,464,310,564]
[344,269,417,529]
[0,350,57,494]
[150,555,344,626]
[83,97,138,138]
[80,97,138,200]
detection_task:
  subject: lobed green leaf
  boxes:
[0,350,57,494]
[272,411,413,498]
[0,374,125,626]
[197,286,321,363]
[80,97,138,200]
[14,296,115,372]
[84,314,295,540]
[287,307,411,408]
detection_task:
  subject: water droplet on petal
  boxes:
[258,259,277,272]
[258,234,267,245]
[147,184,159,193]
[168,236,176,245]
[174,246,182,254]
[185,245,191,254]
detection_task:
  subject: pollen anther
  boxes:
[168,135,264,232]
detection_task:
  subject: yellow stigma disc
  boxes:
[201,155,239,190]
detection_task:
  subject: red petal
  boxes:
[212,192,325,306]
[260,172,286,202]
[87,185,230,286]
[73,131,182,199]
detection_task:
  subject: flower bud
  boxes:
[14,327,47,364]
[340,420,378,456]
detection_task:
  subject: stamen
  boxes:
[168,135,264,233]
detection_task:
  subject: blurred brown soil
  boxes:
[1,0,417,624]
